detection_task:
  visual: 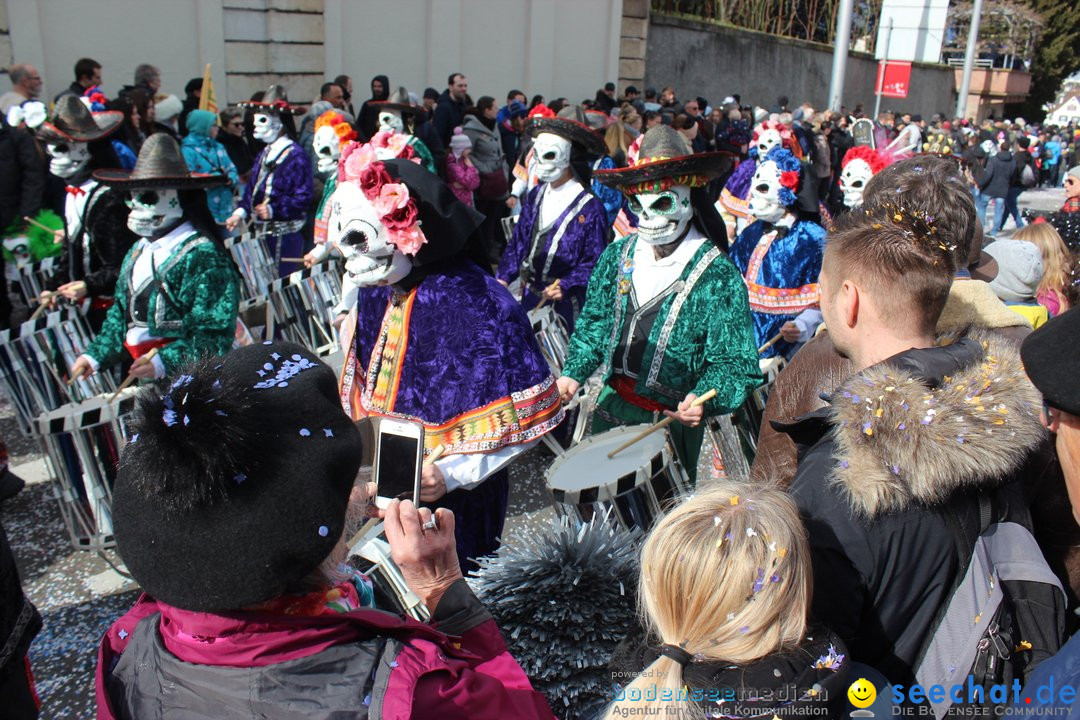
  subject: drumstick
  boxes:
[23,215,58,234]
[534,279,561,310]
[107,347,160,402]
[29,300,50,321]
[758,332,784,355]
[606,388,718,459]
[424,444,445,466]
[280,257,306,263]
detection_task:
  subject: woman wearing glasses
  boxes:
[215,107,255,184]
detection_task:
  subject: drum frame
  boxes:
[264,263,343,355]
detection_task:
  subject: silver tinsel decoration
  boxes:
[470,512,641,719]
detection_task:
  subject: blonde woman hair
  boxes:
[604,482,811,720]
[605,103,640,159]
[1015,223,1073,312]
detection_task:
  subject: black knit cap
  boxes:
[113,341,363,611]
[1021,305,1080,417]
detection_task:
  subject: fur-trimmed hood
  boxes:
[829,330,1045,518]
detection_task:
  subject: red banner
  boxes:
[876,61,912,99]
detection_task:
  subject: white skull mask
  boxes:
[378,109,405,134]
[326,182,411,287]
[839,159,873,209]
[628,185,693,245]
[313,125,341,176]
[980,139,996,156]
[533,133,571,184]
[125,188,184,237]
[252,113,283,143]
[749,160,789,224]
[46,142,91,179]
[754,128,782,158]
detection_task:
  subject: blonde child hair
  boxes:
[604,481,811,720]
[1015,223,1073,313]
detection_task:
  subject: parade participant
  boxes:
[303,109,357,269]
[332,148,564,571]
[496,108,610,332]
[368,87,437,173]
[837,144,888,211]
[96,342,555,719]
[224,86,313,277]
[556,125,760,479]
[37,95,138,331]
[729,146,826,359]
[718,119,800,235]
[69,134,239,382]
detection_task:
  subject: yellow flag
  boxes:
[198,64,218,114]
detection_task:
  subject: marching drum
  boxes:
[36,389,138,551]
[545,424,689,532]
[226,233,278,300]
[16,256,60,307]
[349,522,429,621]
[527,305,571,376]
[0,309,116,435]
[265,264,343,354]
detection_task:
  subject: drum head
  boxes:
[545,424,665,493]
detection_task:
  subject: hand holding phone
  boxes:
[373,419,424,508]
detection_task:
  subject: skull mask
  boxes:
[312,125,342,176]
[326,181,411,287]
[532,133,571,184]
[628,185,693,245]
[754,128,782,158]
[46,142,91,179]
[252,113,283,143]
[378,109,405,134]
[839,158,873,209]
[749,160,790,224]
[125,188,184,238]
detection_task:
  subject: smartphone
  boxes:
[373,418,424,509]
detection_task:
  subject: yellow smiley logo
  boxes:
[848,677,876,708]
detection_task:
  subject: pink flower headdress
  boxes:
[368,130,418,162]
[338,141,427,256]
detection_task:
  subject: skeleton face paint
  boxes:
[839,158,873,209]
[749,160,788,224]
[326,182,411,287]
[532,133,571,184]
[628,185,693,245]
[125,188,183,237]
[252,113,283,143]
[755,128,782,158]
[377,109,404,134]
[46,142,91,179]
[312,125,341,176]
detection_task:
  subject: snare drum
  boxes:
[349,522,429,621]
[0,309,116,435]
[226,233,278,300]
[36,389,138,551]
[545,424,689,532]
[528,305,571,376]
[265,264,343,353]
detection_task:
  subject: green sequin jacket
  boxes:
[85,233,240,376]
[562,234,761,416]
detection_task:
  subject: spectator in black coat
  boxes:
[980,140,1017,238]
[0,117,46,328]
[1001,137,1035,233]
[434,73,468,148]
[177,77,202,137]
[357,74,390,141]
[217,107,254,183]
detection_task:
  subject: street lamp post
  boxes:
[828,0,856,111]
[955,0,984,120]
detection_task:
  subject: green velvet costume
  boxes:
[562,234,761,478]
[85,232,240,376]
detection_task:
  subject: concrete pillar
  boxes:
[619,0,648,94]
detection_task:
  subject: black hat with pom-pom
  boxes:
[112,341,363,612]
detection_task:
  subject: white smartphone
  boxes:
[373,418,424,509]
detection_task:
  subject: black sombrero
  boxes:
[36,95,124,144]
[528,104,607,156]
[237,84,304,116]
[593,125,735,190]
[93,134,228,189]
[369,87,421,116]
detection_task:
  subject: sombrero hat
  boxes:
[237,85,304,115]
[93,134,228,189]
[36,95,123,144]
[369,87,421,116]
[527,104,607,156]
[593,125,734,193]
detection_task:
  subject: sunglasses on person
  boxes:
[1042,400,1060,429]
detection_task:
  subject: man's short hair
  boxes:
[825,203,956,336]
[604,82,616,92]
[134,63,159,85]
[625,85,639,96]
[507,89,524,102]
[448,72,464,87]
[863,155,976,270]
[423,87,439,100]
[74,58,101,82]
[8,64,32,85]
[320,81,340,98]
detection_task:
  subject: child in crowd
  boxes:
[604,482,850,720]
[1015,222,1076,317]
[445,126,479,208]
[984,239,1050,329]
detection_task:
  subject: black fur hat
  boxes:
[112,341,363,611]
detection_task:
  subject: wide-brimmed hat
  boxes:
[237,84,304,115]
[112,341,365,611]
[93,134,228,190]
[527,104,607,156]
[593,125,733,192]
[1021,306,1080,416]
[369,87,421,116]
[36,95,123,144]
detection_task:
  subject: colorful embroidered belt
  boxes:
[610,374,671,413]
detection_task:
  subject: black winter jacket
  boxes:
[46,183,138,297]
[779,335,1046,685]
[980,151,1016,198]
[0,120,46,231]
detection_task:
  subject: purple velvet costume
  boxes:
[496,183,609,332]
[240,140,314,277]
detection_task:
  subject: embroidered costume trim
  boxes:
[365,290,415,412]
[743,228,819,315]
